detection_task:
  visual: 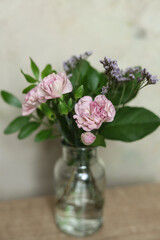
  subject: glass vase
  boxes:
[54,144,106,237]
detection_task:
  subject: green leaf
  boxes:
[30,58,39,80]
[100,107,160,142]
[69,59,101,94]
[106,68,143,106]
[91,135,106,147]
[98,73,108,89]
[87,67,100,91]
[22,84,37,94]
[74,85,84,99]
[70,60,90,89]
[58,101,68,115]
[21,69,37,83]
[79,60,90,79]
[107,80,141,106]
[34,129,52,142]
[1,90,22,108]
[49,134,60,139]
[68,98,73,112]
[41,64,52,79]
[40,103,56,120]
[4,116,30,134]
[18,122,41,139]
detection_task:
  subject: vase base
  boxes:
[55,215,103,237]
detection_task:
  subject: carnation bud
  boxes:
[40,103,56,120]
[81,132,96,145]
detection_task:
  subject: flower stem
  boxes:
[56,165,76,204]
[118,84,126,107]
[31,115,52,128]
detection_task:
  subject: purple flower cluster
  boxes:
[100,57,159,85]
[100,57,159,95]
[140,68,158,84]
[100,58,143,83]
[124,67,141,75]
[100,58,122,81]
[122,67,143,82]
[63,51,92,73]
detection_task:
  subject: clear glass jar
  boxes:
[54,145,106,237]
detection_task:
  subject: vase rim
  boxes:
[61,140,97,151]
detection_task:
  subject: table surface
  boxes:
[1,184,160,240]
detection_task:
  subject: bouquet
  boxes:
[1,51,159,146]
[1,52,160,237]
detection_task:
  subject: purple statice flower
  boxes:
[63,51,92,73]
[124,67,141,75]
[101,85,109,94]
[118,77,131,82]
[63,62,70,72]
[123,67,143,82]
[82,51,92,59]
[141,68,159,84]
[128,74,135,80]
[100,57,158,96]
[100,58,144,94]
[100,57,138,83]
[63,56,77,72]
[100,57,122,81]
[148,75,159,84]
[67,73,73,79]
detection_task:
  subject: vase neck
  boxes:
[62,145,97,166]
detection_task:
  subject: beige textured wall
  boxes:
[0,0,160,201]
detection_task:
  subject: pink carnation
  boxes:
[22,86,40,116]
[37,72,72,101]
[73,95,116,131]
[81,132,96,145]
[22,72,73,116]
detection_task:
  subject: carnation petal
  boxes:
[62,79,73,94]
[22,103,36,116]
